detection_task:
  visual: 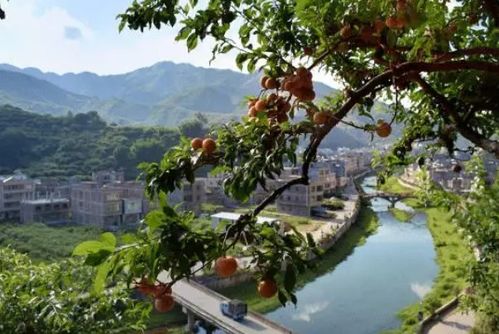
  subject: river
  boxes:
[265,176,438,334]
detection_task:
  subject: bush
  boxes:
[0,248,149,334]
[322,198,345,211]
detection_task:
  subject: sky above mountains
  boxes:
[0,0,338,87]
[0,0,236,74]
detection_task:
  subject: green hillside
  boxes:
[0,105,182,178]
[0,62,344,127]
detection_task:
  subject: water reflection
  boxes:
[266,176,438,334]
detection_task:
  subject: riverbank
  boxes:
[216,204,380,314]
[380,177,474,333]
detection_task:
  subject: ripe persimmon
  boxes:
[265,77,279,89]
[153,284,172,297]
[386,16,404,29]
[303,47,314,56]
[296,66,309,78]
[340,25,352,39]
[191,137,203,150]
[374,19,385,33]
[214,256,238,278]
[154,294,175,313]
[202,138,217,154]
[375,121,392,137]
[301,89,316,101]
[255,99,268,112]
[313,111,329,125]
[258,279,278,298]
[260,75,269,89]
[277,100,291,113]
[396,0,407,12]
[276,113,289,124]
[248,107,258,118]
[267,93,279,104]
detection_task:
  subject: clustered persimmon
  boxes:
[191,137,217,155]
[336,0,410,53]
[246,66,316,125]
[135,278,175,313]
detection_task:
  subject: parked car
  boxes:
[220,299,247,321]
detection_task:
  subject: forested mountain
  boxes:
[0,61,396,155]
[0,105,372,178]
[0,105,183,178]
[0,62,336,126]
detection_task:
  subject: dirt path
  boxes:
[425,310,475,334]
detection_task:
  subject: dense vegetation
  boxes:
[0,247,149,334]
[0,105,208,178]
[0,223,104,262]
[72,0,498,316]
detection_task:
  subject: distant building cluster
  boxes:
[402,153,498,193]
[0,149,374,227]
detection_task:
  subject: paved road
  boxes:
[425,310,475,334]
[158,272,291,334]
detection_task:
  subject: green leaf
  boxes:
[84,249,112,266]
[100,233,117,248]
[187,33,198,51]
[284,263,297,292]
[278,289,288,306]
[93,260,112,293]
[145,210,166,229]
[73,241,112,256]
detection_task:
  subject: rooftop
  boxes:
[21,198,69,205]
[211,212,278,224]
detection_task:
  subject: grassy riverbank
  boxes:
[380,177,474,333]
[388,207,414,222]
[392,201,473,333]
[217,205,380,313]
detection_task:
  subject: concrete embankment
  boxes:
[197,175,365,290]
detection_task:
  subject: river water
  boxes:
[266,176,438,334]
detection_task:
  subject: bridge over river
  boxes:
[158,272,292,334]
[356,184,415,206]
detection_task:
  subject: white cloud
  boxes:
[410,282,432,299]
[291,301,330,322]
[0,0,339,87]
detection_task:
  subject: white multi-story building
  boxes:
[0,172,36,221]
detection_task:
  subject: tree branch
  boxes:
[434,47,499,62]
[395,60,499,75]
[483,0,499,27]
[414,76,499,158]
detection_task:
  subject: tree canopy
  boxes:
[72,0,499,312]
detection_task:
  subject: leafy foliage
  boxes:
[0,248,149,334]
[76,0,499,310]
[0,105,179,178]
[0,223,103,262]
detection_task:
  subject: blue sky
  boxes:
[0,0,335,86]
[0,0,237,74]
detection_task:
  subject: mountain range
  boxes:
[0,61,394,148]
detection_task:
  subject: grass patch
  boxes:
[379,176,413,195]
[390,202,474,333]
[234,206,319,231]
[216,205,380,313]
[389,207,415,222]
[0,223,104,262]
[200,203,224,214]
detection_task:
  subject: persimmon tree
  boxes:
[75,0,498,311]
